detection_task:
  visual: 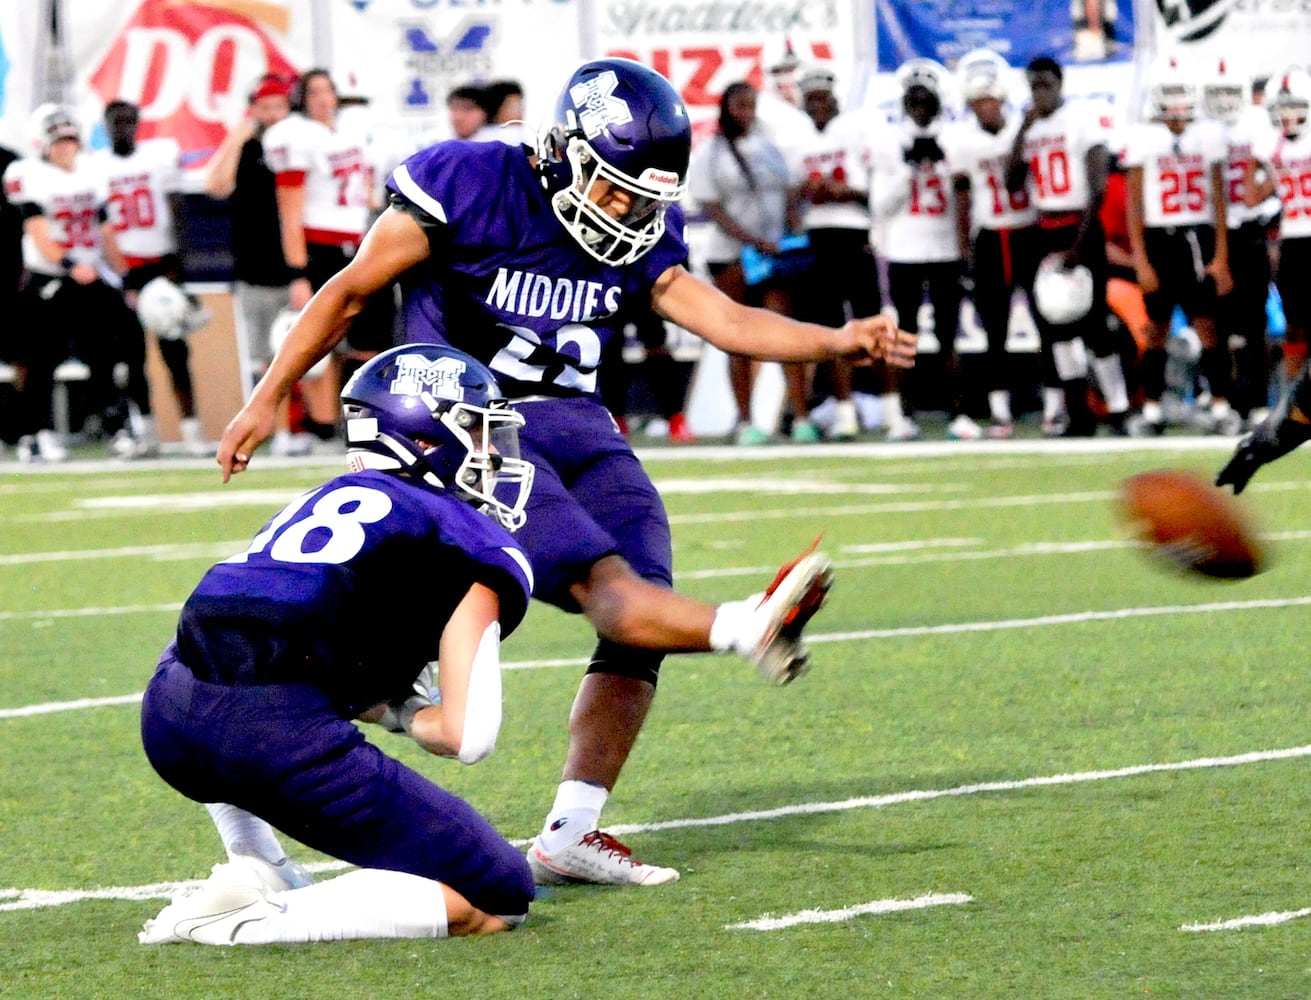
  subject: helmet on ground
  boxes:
[1145,53,1198,123]
[30,103,80,157]
[535,57,690,266]
[269,308,330,379]
[1269,66,1311,138]
[957,48,1011,103]
[137,277,208,341]
[1201,57,1250,124]
[1033,255,1094,325]
[340,344,534,532]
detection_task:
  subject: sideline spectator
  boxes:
[0,138,21,448]
[870,58,979,441]
[689,81,818,444]
[944,48,1041,439]
[1122,56,1235,436]
[204,73,304,453]
[264,68,390,444]
[1246,69,1311,408]
[789,64,876,440]
[1204,60,1277,425]
[477,80,528,147]
[93,99,210,455]
[446,84,488,141]
[1007,55,1131,436]
[3,104,149,462]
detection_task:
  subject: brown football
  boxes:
[1117,469,1266,579]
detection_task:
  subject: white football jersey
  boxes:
[787,110,872,232]
[262,113,371,239]
[868,117,958,263]
[88,137,182,261]
[942,114,1036,231]
[1217,104,1276,228]
[2,155,108,275]
[1255,125,1311,239]
[1122,118,1227,228]
[1019,99,1115,212]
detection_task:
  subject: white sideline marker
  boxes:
[727,893,972,931]
[1181,908,1311,933]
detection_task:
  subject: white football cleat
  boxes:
[527,831,679,887]
[746,544,834,686]
[208,854,314,893]
[139,883,277,945]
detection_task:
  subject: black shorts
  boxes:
[1141,225,1219,324]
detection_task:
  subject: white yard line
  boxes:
[4,746,1308,914]
[7,593,1311,717]
[1181,909,1311,932]
[726,893,974,930]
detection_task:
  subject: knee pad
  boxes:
[585,637,664,688]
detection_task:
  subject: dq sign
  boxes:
[88,0,298,166]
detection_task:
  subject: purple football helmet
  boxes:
[340,344,534,531]
[535,57,690,266]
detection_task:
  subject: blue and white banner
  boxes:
[876,0,1136,70]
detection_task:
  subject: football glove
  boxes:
[376,663,437,734]
[1216,411,1311,494]
[903,136,945,165]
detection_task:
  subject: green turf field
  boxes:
[3,439,1309,999]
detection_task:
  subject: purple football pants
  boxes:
[140,651,534,918]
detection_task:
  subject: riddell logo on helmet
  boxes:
[89,0,297,167]
[643,169,681,185]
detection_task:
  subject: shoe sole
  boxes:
[756,553,833,685]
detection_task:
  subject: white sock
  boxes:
[233,869,449,943]
[205,803,288,865]
[708,597,767,657]
[1091,355,1130,413]
[1043,387,1067,422]
[881,392,904,423]
[1142,399,1163,424]
[988,390,1012,424]
[538,779,610,853]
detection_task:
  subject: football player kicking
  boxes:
[217,57,917,888]
[140,344,538,944]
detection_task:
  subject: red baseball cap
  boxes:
[249,75,294,104]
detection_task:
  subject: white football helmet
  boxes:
[29,103,80,157]
[1033,255,1094,325]
[137,277,208,341]
[1201,57,1250,124]
[957,48,1011,103]
[897,58,950,102]
[1144,54,1197,124]
[269,308,331,379]
[1269,66,1311,138]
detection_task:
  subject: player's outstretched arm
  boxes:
[651,264,916,368]
[1217,369,1311,494]
[216,208,432,480]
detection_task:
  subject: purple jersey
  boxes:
[386,140,688,400]
[174,470,532,714]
